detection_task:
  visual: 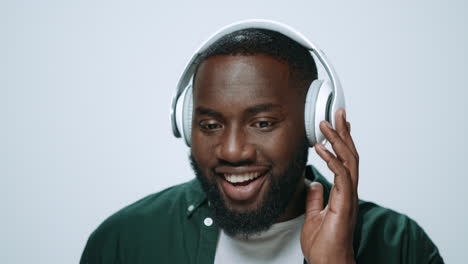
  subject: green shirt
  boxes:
[80,166,443,264]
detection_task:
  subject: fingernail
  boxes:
[320,120,329,129]
[315,143,326,152]
[309,182,320,190]
[325,121,332,129]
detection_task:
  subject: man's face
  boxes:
[190,54,309,236]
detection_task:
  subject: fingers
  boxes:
[314,143,353,199]
[335,109,358,160]
[319,109,359,192]
[305,182,324,219]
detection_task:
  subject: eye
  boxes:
[253,120,276,129]
[199,120,223,131]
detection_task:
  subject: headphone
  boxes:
[170,19,345,147]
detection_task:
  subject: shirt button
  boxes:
[204,217,213,227]
[187,205,195,212]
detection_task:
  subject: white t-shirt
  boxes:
[214,214,305,264]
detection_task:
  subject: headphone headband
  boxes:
[171,19,344,138]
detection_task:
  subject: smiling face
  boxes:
[190,54,309,236]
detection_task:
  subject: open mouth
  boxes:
[214,167,270,202]
[223,171,264,186]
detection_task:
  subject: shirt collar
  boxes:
[184,178,208,217]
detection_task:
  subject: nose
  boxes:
[215,125,256,164]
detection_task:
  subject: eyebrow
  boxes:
[245,103,283,115]
[195,107,223,119]
[195,104,283,118]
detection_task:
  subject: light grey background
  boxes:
[2,0,467,263]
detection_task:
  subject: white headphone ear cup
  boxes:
[174,85,187,140]
[314,80,333,145]
[304,80,324,146]
[182,85,193,146]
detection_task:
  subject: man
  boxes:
[80,23,443,263]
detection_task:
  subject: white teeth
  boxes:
[224,172,261,184]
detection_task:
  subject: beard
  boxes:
[189,142,309,238]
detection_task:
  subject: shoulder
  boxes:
[98,178,200,229]
[80,179,205,263]
[355,201,444,264]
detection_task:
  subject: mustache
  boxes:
[189,153,272,172]
[211,160,274,176]
[213,159,271,168]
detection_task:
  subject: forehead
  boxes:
[193,55,299,108]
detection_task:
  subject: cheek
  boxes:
[191,132,217,167]
[259,105,306,160]
[252,121,306,164]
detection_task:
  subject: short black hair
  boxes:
[193,28,318,95]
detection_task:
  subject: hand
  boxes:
[300,109,359,264]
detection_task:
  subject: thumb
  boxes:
[305,182,324,219]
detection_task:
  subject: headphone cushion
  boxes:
[304,80,324,146]
[313,80,333,145]
[182,85,193,146]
